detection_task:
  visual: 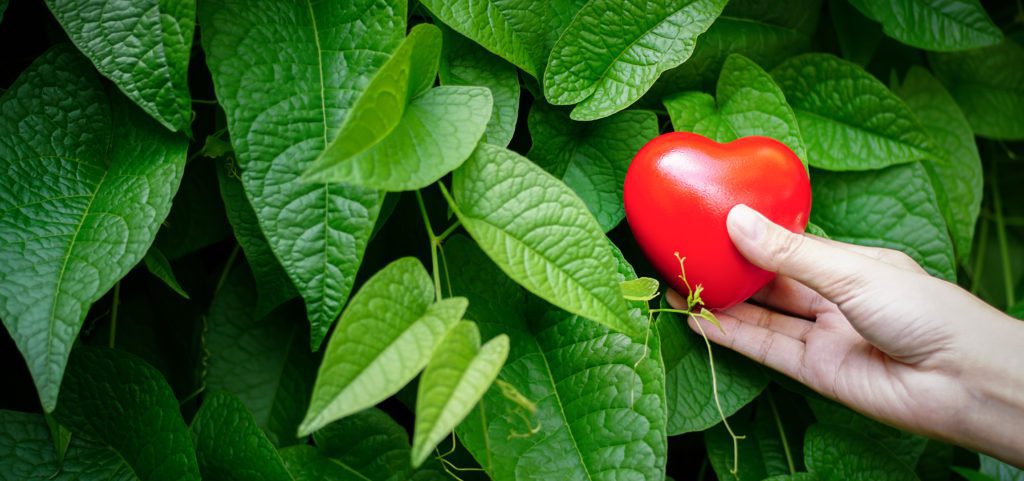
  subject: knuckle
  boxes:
[756,333,776,364]
[765,230,805,267]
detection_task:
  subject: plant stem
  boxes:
[767,389,796,475]
[436,220,462,243]
[191,98,219,105]
[214,244,240,297]
[692,316,744,475]
[991,164,1016,307]
[649,308,693,316]
[415,190,443,301]
[108,282,121,349]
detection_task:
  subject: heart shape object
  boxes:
[623,132,811,310]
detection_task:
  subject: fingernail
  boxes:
[728,204,765,242]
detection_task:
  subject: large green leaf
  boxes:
[44,0,194,131]
[419,0,585,78]
[896,66,983,264]
[439,26,521,147]
[804,424,920,481]
[527,103,657,232]
[980,453,1024,481]
[848,0,1001,52]
[806,396,926,468]
[411,321,509,467]
[0,410,136,481]
[543,0,728,120]
[216,160,298,318]
[199,0,404,349]
[665,53,808,165]
[282,408,447,481]
[930,39,1024,140]
[771,53,932,170]
[300,258,465,435]
[191,391,292,481]
[53,347,201,481]
[450,143,638,337]
[810,162,956,281]
[0,45,187,411]
[302,24,492,191]
[658,306,767,435]
[446,235,667,480]
[205,262,317,447]
[142,247,189,299]
[641,11,812,106]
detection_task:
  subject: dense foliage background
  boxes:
[1,0,1023,479]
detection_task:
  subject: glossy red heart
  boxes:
[623,132,811,310]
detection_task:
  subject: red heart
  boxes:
[623,132,811,310]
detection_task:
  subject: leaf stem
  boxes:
[692,315,745,476]
[108,282,120,349]
[436,220,462,243]
[648,308,693,316]
[766,389,796,475]
[191,98,219,105]
[991,163,1016,307]
[415,190,443,301]
[214,244,241,297]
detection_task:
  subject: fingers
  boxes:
[687,311,806,382]
[722,302,815,341]
[750,275,838,319]
[727,204,896,308]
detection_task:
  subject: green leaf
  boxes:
[980,453,1024,481]
[311,24,441,164]
[914,440,954,481]
[665,54,808,165]
[848,0,1001,52]
[450,143,638,337]
[420,0,585,78]
[411,321,509,467]
[828,0,883,66]
[303,86,493,191]
[641,13,812,105]
[282,408,447,481]
[526,102,658,232]
[806,396,926,467]
[658,305,768,434]
[930,39,1024,140]
[43,0,194,131]
[771,53,933,170]
[722,0,823,34]
[0,410,137,481]
[53,347,200,481]
[0,0,6,21]
[705,405,793,481]
[0,45,187,411]
[143,247,190,299]
[216,160,298,318]
[810,163,956,281]
[763,475,820,481]
[439,26,521,147]
[300,258,465,435]
[446,234,667,480]
[191,391,292,481]
[206,262,318,447]
[199,0,404,349]
[620,277,660,301]
[805,222,829,238]
[543,0,728,120]
[896,66,983,263]
[804,424,920,481]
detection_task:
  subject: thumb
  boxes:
[726,204,880,307]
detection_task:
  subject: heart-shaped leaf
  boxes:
[44,0,195,130]
[191,391,292,481]
[450,143,638,337]
[300,258,465,435]
[543,0,728,120]
[199,0,404,349]
[0,45,187,411]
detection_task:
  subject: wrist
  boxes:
[955,311,1024,467]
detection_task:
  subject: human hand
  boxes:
[667,204,1024,466]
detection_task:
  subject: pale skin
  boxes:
[668,204,1024,467]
